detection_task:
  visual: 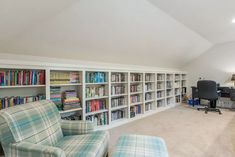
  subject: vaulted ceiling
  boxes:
[0,0,233,68]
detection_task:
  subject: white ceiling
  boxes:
[0,0,218,68]
[149,0,235,44]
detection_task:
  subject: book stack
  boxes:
[145,103,153,111]
[86,86,105,98]
[145,93,153,101]
[86,112,108,126]
[0,94,46,110]
[166,82,172,88]
[111,85,125,95]
[111,97,127,108]
[130,95,141,104]
[145,83,153,91]
[86,72,106,83]
[86,99,106,113]
[111,109,125,121]
[111,73,125,82]
[0,70,45,86]
[50,87,63,110]
[130,105,142,117]
[145,74,154,82]
[50,71,80,84]
[62,90,81,111]
[157,91,164,98]
[130,74,142,82]
[130,84,142,93]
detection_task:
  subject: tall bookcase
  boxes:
[0,65,187,129]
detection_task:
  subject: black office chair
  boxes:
[197,80,222,114]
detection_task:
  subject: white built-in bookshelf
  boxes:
[0,66,187,129]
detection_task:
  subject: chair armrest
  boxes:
[61,120,95,136]
[11,142,65,157]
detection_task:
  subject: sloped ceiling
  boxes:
[149,0,235,44]
[0,0,212,68]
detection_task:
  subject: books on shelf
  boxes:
[86,86,105,98]
[130,95,141,104]
[157,74,165,80]
[50,71,80,85]
[166,82,172,88]
[111,97,127,108]
[111,73,125,82]
[145,92,153,101]
[157,100,165,107]
[62,90,81,111]
[145,74,154,82]
[0,94,46,110]
[130,84,142,93]
[86,72,106,83]
[111,85,126,95]
[86,112,108,126]
[145,103,154,111]
[130,73,142,82]
[175,74,180,80]
[111,109,126,121]
[50,87,63,110]
[130,105,142,118]
[86,99,107,113]
[145,83,153,91]
[157,82,165,89]
[166,90,173,97]
[157,91,164,98]
[0,70,45,86]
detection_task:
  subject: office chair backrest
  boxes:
[197,80,218,100]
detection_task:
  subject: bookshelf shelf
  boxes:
[50,83,82,87]
[85,109,109,116]
[130,91,143,95]
[85,82,108,85]
[145,90,155,93]
[145,99,155,103]
[111,82,128,84]
[59,108,82,114]
[85,96,109,101]
[0,85,46,89]
[130,102,143,106]
[111,105,128,111]
[130,81,143,83]
[111,93,128,97]
[157,97,165,100]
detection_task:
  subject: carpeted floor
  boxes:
[108,104,235,157]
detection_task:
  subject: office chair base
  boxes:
[205,108,222,114]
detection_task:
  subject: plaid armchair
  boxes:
[0,100,109,157]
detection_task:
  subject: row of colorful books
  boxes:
[130,74,142,82]
[50,87,63,110]
[111,85,126,95]
[145,93,153,101]
[50,71,80,84]
[0,70,45,86]
[62,90,81,110]
[111,73,126,82]
[86,112,108,126]
[86,86,105,98]
[157,91,164,98]
[145,83,154,91]
[85,99,107,113]
[145,74,154,82]
[130,105,142,118]
[86,72,106,83]
[130,95,141,104]
[111,97,127,108]
[111,109,126,121]
[157,75,165,80]
[0,94,46,109]
[130,84,142,93]
[145,103,154,111]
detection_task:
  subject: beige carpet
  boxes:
[108,104,235,157]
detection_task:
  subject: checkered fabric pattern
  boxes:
[112,134,169,157]
[0,100,109,157]
[61,120,95,136]
[55,131,109,157]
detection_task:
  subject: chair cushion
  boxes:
[55,131,109,157]
[112,134,169,157]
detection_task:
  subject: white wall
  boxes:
[184,42,235,95]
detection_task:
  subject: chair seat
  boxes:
[55,131,109,157]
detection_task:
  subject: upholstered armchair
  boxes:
[0,100,109,157]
